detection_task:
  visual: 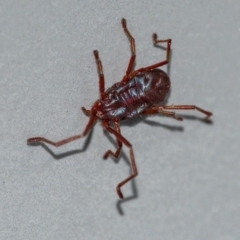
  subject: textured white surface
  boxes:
[1,1,240,239]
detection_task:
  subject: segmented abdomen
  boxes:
[98,69,170,120]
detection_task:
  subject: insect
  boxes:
[27,18,212,199]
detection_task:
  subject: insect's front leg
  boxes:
[93,50,106,100]
[121,18,137,82]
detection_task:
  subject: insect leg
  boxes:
[123,34,172,81]
[162,105,213,120]
[103,121,123,160]
[93,50,106,99]
[81,107,91,117]
[27,116,97,147]
[103,120,138,199]
[121,18,136,81]
[142,107,183,121]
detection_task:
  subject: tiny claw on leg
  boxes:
[121,18,127,28]
[27,137,41,143]
[203,115,212,122]
[103,150,111,160]
[152,33,158,43]
[117,186,124,199]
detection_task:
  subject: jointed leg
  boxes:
[93,50,106,99]
[162,105,212,120]
[142,107,183,121]
[142,105,212,121]
[121,18,136,82]
[124,33,172,82]
[152,33,171,67]
[103,120,138,199]
[27,116,97,147]
[103,121,123,159]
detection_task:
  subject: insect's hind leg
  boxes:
[121,18,136,82]
[103,120,138,199]
[162,105,212,120]
[141,34,171,71]
[123,34,172,82]
[142,107,183,121]
[103,121,123,160]
[143,105,212,121]
[93,50,106,100]
[27,116,97,147]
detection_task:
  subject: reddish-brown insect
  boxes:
[27,19,212,199]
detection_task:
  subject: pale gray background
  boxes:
[1,1,240,239]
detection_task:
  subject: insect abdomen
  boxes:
[98,69,170,120]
